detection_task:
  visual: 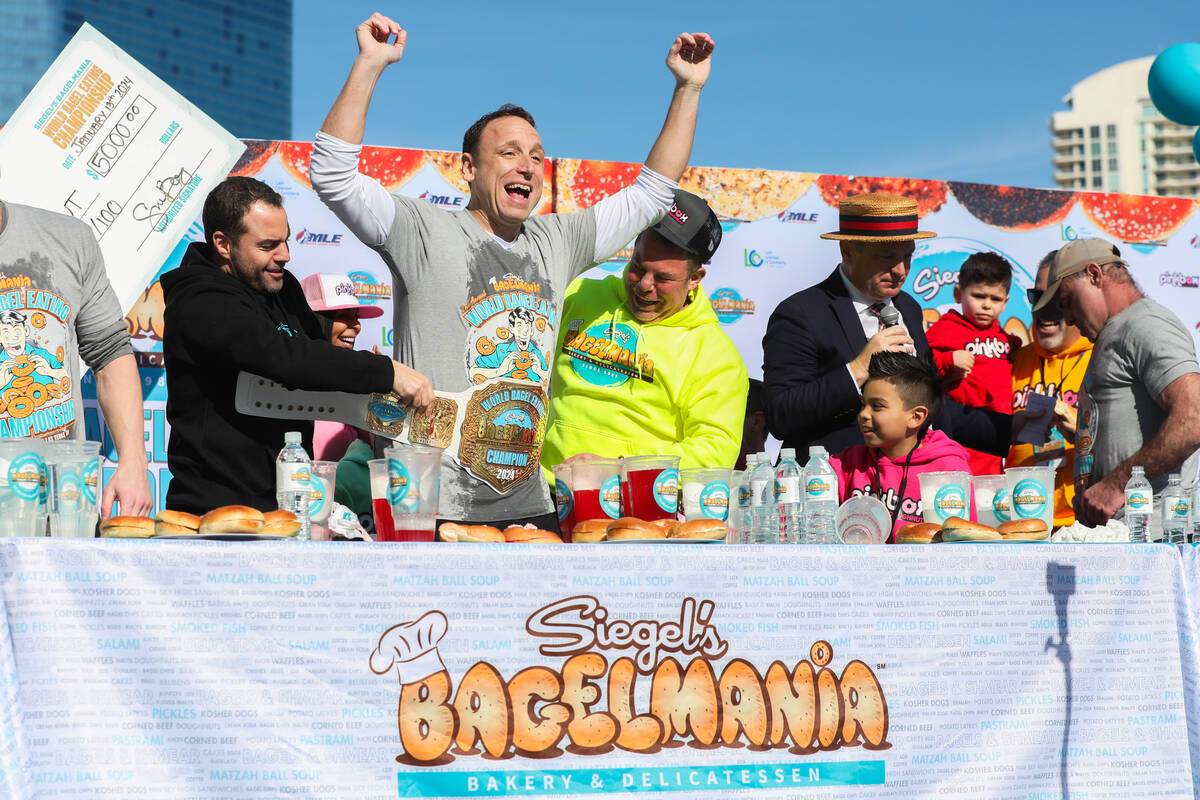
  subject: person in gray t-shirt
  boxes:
[0,201,152,518]
[1034,237,1200,525]
[311,12,714,526]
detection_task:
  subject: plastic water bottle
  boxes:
[1190,478,1200,544]
[1123,466,1152,544]
[803,446,839,544]
[749,453,779,543]
[1161,473,1189,545]
[276,431,312,540]
[774,448,804,544]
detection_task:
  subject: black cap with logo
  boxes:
[650,189,722,263]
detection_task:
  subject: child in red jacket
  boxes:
[831,352,970,542]
[925,252,1020,475]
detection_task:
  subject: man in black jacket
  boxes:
[162,177,432,514]
[763,193,1009,458]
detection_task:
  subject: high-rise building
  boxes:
[1051,56,1199,198]
[0,1,290,140]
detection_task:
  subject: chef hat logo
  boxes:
[369,611,450,683]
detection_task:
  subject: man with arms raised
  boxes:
[1034,237,1200,526]
[311,12,714,529]
[162,177,432,515]
[762,193,1009,458]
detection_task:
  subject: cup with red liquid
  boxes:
[368,459,396,541]
[553,462,576,542]
[384,444,443,542]
[569,457,622,523]
[620,455,680,522]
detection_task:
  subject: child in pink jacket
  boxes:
[832,352,970,542]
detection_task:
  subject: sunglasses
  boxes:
[1026,288,1063,321]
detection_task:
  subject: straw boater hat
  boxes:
[820,193,936,242]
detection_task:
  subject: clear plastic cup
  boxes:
[368,459,395,541]
[973,475,1011,529]
[570,457,622,521]
[0,438,47,537]
[918,470,972,524]
[619,455,680,521]
[1006,466,1055,532]
[309,460,337,541]
[679,467,732,523]
[552,463,576,542]
[384,445,443,542]
[835,495,891,544]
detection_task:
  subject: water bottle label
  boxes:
[555,479,573,522]
[737,486,753,508]
[1125,489,1151,514]
[774,476,801,502]
[309,475,328,520]
[1012,479,1049,519]
[81,456,100,504]
[653,468,679,513]
[992,487,1011,522]
[933,484,967,521]
[276,463,310,493]
[700,481,730,521]
[1168,497,1190,520]
[750,479,769,505]
[8,452,44,503]
[804,475,835,502]
[386,459,411,505]
[600,475,621,519]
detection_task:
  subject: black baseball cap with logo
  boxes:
[650,190,722,263]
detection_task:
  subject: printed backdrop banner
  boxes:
[82,143,1200,513]
[0,539,1195,798]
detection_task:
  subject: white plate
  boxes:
[152,533,293,542]
[599,537,723,544]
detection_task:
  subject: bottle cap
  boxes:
[780,448,796,460]
[809,445,827,457]
[284,431,302,445]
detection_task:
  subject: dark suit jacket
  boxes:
[762,267,1010,457]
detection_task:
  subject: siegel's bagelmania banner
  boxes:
[0,539,1197,798]
[82,143,1200,513]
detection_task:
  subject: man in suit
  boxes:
[763,193,1009,457]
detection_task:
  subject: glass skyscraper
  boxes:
[0,0,291,140]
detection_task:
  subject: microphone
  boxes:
[879,305,901,329]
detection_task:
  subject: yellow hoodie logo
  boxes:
[563,322,654,386]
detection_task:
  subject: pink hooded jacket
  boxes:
[831,429,971,542]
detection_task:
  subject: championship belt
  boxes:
[234,372,547,495]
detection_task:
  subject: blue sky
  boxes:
[292,1,1200,190]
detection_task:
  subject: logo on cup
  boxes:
[700,481,730,520]
[600,475,622,519]
[387,458,411,505]
[1012,479,1048,519]
[8,452,44,503]
[555,479,573,523]
[737,486,753,507]
[654,468,679,513]
[992,486,1012,522]
[309,476,327,519]
[933,484,967,521]
[81,456,100,504]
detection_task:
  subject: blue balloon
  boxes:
[1149,43,1200,126]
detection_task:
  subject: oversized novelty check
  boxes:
[0,23,244,316]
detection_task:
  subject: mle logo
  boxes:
[294,229,342,246]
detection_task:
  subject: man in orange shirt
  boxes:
[1008,251,1092,525]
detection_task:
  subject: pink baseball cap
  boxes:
[300,273,384,319]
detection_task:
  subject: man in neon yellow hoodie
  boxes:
[542,191,748,474]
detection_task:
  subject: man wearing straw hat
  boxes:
[762,193,1010,458]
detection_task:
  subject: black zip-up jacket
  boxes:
[161,242,393,514]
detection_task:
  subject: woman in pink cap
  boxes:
[301,272,385,460]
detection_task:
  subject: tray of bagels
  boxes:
[896,516,1049,544]
[438,517,726,543]
[99,506,301,540]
